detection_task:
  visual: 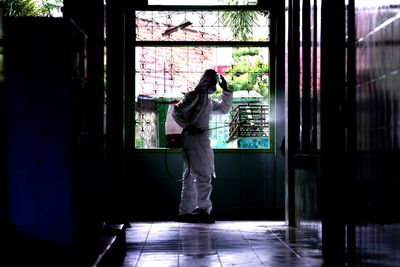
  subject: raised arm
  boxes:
[211,75,233,115]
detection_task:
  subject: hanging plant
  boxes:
[219,0,259,41]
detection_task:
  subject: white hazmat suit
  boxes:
[172,69,232,222]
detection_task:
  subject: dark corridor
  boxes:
[1,0,399,266]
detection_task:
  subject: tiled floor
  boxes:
[122,221,324,267]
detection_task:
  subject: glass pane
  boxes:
[134,46,270,149]
[148,0,258,6]
[135,10,270,42]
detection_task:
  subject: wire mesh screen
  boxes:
[135,10,270,42]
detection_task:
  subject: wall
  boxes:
[285,0,323,236]
[4,16,104,253]
[127,151,284,220]
[353,1,400,222]
[289,0,400,264]
[0,3,5,227]
[350,1,400,264]
[4,18,75,246]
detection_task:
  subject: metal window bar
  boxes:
[228,104,269,142]
[135,10,270,43]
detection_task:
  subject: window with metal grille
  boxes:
[134,6,272,150]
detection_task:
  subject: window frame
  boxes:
[127,4,276,153]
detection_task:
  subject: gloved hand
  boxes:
[218,75,231,93]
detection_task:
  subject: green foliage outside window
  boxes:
[211,47,269,100]
[220,0,259,41]
[3,0,62,17]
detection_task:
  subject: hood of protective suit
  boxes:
[172,69,220,128]
[195,69,218,94]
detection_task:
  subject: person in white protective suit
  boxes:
[172,69,232,223]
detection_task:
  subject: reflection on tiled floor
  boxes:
[354,224,400,266]
[122,221,324,267]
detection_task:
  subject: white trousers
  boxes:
[178,169,213,216]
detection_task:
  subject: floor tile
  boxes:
[122,221,323,267]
